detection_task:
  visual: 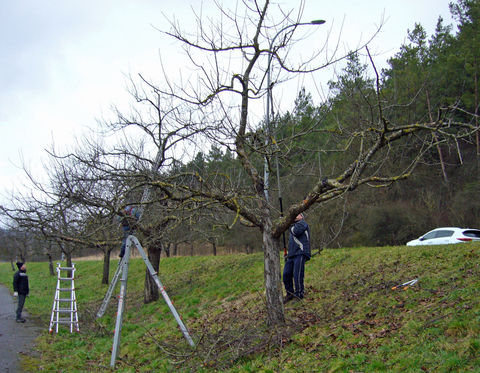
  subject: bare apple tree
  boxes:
[128,0,479,327]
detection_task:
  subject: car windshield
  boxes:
[462,230,480,238]
[435,230,454,238]
[423,230,454,239]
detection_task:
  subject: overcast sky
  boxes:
[0,0,456,203]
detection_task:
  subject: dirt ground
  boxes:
[0,284,42,372]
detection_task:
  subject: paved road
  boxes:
[0,284,42,372]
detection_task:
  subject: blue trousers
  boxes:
[16,294,26,320]
[119,228,134,258]
[283,255,306,298]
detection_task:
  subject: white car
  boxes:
[406,227,480,246]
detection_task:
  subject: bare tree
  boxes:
[126,0,478,327]
[0,140,123,280]
[136,0,374,325]
[4,0,477,329]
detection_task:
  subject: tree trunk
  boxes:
[47,253,55,276]
[262,215,285,326]
[164,242,171,258]
[101,248,111,285]
[173,242,178,256]
[475,66,478,156]
[65,251,73,278]
[190,242,194,257]
[211,240,217,256]
[426,89,448,183]
[144,241,161,303]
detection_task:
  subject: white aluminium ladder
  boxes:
[97,235,195,368]
[49,263,80,333]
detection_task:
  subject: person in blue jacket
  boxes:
[283,213,311,303]
[118,205,140,258]
[13,261,29,322]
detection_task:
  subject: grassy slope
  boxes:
[0,243,479,372]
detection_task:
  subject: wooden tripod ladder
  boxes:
[49,263,80,333]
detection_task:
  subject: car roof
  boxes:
[428,227,480,232]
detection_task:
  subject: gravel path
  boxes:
[0,284,42,372]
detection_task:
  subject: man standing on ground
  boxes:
[283,213,311,303]
[13,262,29,323]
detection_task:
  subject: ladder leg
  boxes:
[49,264,61,333]
[131,236,195,347]
[110,238,132,367]
[70,266,76,333]
[56,265,61,333]
[71,268,79,332]
[97,256,124,318]
[109,235,195,368]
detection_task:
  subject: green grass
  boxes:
[1,243,479,372]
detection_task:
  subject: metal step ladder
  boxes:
[49,263,80,333]
[97,148,194,367]
[97,235,194,368]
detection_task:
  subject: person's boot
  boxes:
[283,293,294,304]
[16,317,26,323]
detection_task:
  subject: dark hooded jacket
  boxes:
[13,262,29,296]
[287,219,311,259]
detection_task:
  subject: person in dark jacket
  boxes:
[283,213,311,303]
[119,205,140,258]
[13,261,29,322]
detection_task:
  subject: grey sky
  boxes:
[0,0,456,201]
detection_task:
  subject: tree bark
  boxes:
[65,251,73,278]
[144,241,161,303]
[262,214,285,326]
[47,253,54,276]
[211,240,217,256]
[163,242,171,258]
[426,89,448,183]
[475,65,478,156]
[173,242,178,256]
[101,248,111,285]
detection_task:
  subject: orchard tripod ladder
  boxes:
[97,235,195,368]
[49,263,79,333]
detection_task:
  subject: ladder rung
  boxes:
[58,288,74,291]
[59,277,73,280]
[54,309,77,313]
[58,267,75,270]
[52,320,78,324]
[57,298,73,302]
